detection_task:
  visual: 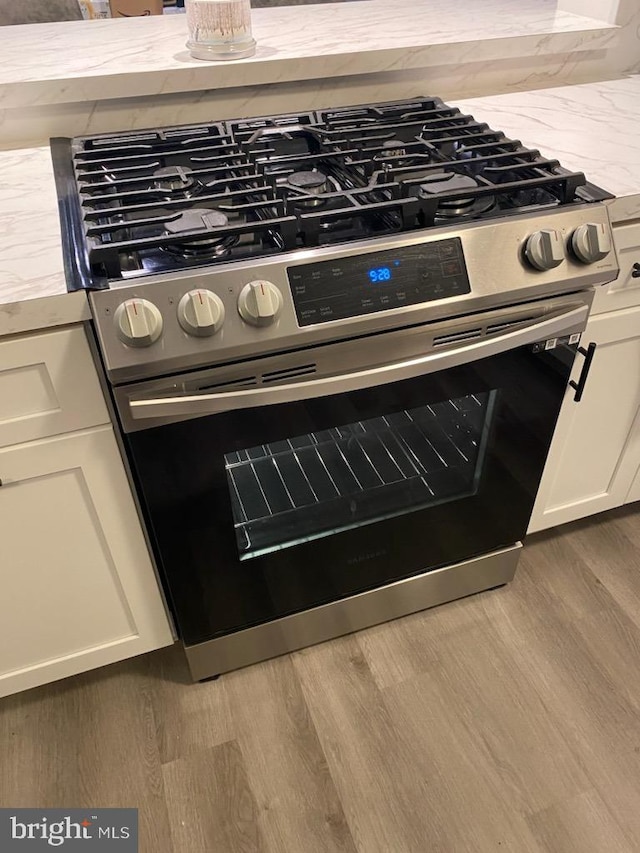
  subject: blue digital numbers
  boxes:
[368,267,392,283]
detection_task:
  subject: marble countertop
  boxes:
[0,0,616,110]
[0,147,64,303]
[1,75,640,336]
[458,76,640,200]
[0,146,90,336]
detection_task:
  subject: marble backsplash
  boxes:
[0,48,620,149]
[0,0,634,149]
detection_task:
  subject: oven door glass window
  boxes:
[226,391,496,560]
[126,339,575,646]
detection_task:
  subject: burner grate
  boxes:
[59,97,595,286]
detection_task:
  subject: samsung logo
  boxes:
[347,549,387,566]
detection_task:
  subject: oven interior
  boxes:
[226,391,496,559]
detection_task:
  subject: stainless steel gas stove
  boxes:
[52,97,619,679]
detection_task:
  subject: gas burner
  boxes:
[285,170,331,208]
[153,165,196,195]
[419,172,496,220]
[64,98,597,284]
[377,139,409,169]
[163,208,239,259]
[419,172,478,198]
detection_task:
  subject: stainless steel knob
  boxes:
[238,280,283,327]
[571,222,612,264]
[114,298,163,347]
[524,229,565,271]
[177,289,225,337]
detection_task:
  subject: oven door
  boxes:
[117,296,589,648]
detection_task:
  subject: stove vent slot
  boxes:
[196,376,258,393]
[487,316,536,335]
[261,364,317,384]
[433,328,483,347]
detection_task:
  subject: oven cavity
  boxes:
[225,392,495,560]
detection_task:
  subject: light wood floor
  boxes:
[3,505,640,852]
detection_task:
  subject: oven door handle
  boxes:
[129,304,588,420]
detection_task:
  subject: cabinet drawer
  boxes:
[0,325,109,447]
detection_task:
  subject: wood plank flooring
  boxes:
[3,504,640,852]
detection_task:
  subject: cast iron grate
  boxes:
[53,96,604,287]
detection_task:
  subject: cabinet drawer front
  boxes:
[0,326,109,447]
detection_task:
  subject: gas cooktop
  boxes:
[51,96,611,291]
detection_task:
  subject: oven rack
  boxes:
[225,396,489,556]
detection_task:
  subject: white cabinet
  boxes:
[0,326,172,698]
[590,220,640,316]
[626,463,640,504]
[529,305,640,533]
[0,326,108,447]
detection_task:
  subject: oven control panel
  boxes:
[91,206,619,385]
[288,238,471,326]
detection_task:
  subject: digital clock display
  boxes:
[288,238,470,326]
[368,266,393,283]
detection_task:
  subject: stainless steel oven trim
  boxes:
[92,204,617,385]
[129,302,588,422]
[185,542,521,680]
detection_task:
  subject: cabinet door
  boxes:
[0,426,173,697]
[529,306,640,533]
[591,221,640,316]
[0,326,109,448]
[625,462,640,505]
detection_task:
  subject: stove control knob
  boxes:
[238,280,283,327]
[525,229,565,271]
[114,298,163,347]
[178,289,225,337]
[571,222,612,264]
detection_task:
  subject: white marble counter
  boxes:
[458,75,640,224]
[0,146,89,336]
[457,75,640,200]
[2,75,640,336]
[0,0,616,110]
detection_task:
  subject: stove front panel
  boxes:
[90,205,617,384]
